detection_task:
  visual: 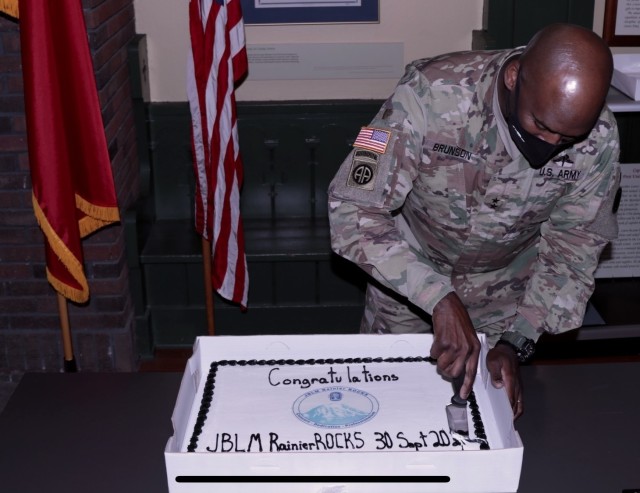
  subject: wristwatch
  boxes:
[497,331,536,363]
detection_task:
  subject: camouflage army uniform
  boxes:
[328,49,621,347]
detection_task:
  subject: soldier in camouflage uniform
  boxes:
[328,24,620,418]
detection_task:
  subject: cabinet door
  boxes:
[483,0,595,49]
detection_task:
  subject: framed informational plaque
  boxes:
[594,163,640,278]
[603,0,640,46]
[241,0,380,25]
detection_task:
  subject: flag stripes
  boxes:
[187,0,249,307]
[353,127,391,154]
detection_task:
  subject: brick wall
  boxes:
[0,0,139,375]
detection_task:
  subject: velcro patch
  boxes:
[353,127,391,154]
[551,153,574,167]
[427,140,474,162]
[347,149,379,190]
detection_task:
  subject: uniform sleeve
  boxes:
[510,113,622,341]
[328,68,455,314]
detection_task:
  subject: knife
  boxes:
[445,372,469,436]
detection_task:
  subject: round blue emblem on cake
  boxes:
[292,387,379,429]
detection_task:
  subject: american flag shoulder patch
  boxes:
[353,127,391,154]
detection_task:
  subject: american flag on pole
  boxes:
[187,0,249,308]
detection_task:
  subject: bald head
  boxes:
[518,24,613,133]
[522,24,612,97]
[501,24,613,146]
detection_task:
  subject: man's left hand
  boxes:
[486,344,523,419]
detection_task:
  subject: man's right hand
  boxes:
[430,292,481,399]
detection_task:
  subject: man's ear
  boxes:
[503,60,520,92]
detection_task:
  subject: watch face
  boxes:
[500,332,535,363]
[518,340,536,363]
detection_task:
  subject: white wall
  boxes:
[134,0,634,103]
[134,0,483,102]
[593,0,640,54]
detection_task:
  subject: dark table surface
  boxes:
[1,363,639,493]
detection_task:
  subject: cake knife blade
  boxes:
[445,372,469,436]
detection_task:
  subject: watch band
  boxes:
[497,331,536,363]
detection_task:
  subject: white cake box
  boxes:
[165,334,523,493]
[612,54,640,100]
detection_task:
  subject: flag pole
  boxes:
[56,293,77,372]
[201,237,215,335]
[189,0,249,320]
[21,0,119,372]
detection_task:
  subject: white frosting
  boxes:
[184,359,487,453]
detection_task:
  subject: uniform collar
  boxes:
[492,68,521,160]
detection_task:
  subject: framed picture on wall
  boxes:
[603,0,640,46]
[240,0,380,25]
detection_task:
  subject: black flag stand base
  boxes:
[57,293,78,373]
[64,358,77,373]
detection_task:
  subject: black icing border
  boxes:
[186,356,488,452]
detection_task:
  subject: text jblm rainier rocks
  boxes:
[185,358,488,453]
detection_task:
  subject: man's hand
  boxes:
[486,343,523,419]
[431,292,481,400]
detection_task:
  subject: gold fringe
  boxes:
[46,267,86,303]
[32,193,90,303]
[75,193,120,238]
[0,0,18,19]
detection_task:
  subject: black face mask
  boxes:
[506,81,568,169]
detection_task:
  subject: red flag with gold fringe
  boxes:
[19,0,120,303]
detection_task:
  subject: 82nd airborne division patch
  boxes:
[347,148,379,190]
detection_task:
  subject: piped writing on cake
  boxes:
[185,357,489,453]
[268,364,398,388]
[203,428,460,453]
